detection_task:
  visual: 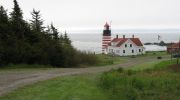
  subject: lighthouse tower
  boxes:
[102,22,111,54]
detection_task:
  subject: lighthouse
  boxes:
[102,22,111,54]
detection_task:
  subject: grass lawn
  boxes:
[0,74,108,100]
[0,64,54,72]
[126,59,176,71]
[127,59,177,71]
[142,51,168,57]
[95,54,128,66]
[126,60,161,71]
[95,51,170,67]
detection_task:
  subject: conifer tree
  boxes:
[0,6,9,37]
[0,6,8,24]
[30,9,44,32]
[0,6,9,65]
[10,0,23,21]
[51,24,59,40]
[10,0,25,39]
[64,31,71,45]
[45,25,51,34]
[0,0,98,67]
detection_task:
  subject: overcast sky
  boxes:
[1,0,180,32]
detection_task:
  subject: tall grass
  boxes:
[99,60,180,100]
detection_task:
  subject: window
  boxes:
[125,44,127,48]
[139,49,141,52]
[130,44,132,47]
[132,50,134,53]
[123,50,125,53]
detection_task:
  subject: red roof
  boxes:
[130,38,143,46]
[167,42,180,48]
[117,39,128,46]
[109,38,143,47]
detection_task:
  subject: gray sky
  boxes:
[1,0,180,32]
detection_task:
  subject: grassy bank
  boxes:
[99,60,180,100]
[0,74,107,100]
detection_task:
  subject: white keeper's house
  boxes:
[107,35,145,56]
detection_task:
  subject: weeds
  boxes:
[99,60,180,100]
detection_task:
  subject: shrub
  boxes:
[117,67,124,73]
[157,56,162,59]
[127,70,136,76]
[131,78,144,90]
[75,51,99,66]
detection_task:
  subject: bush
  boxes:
[68,51,100,67]
[117,67,124,73]
[127,70,136,75]
[157,56,162,59]
[131,78,144,90]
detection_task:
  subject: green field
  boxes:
[0,58,179,100]
[99,60,180,100]
[0,74,107,100]
[95,54,128,66]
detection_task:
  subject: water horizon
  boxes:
[67,30,180,54]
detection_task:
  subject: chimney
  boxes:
[123,35,125,39]
[116,35,118,38]
[132,34,134,38]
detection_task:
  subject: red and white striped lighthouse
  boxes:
[102,22,111,54]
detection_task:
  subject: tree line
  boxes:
[0,0,98,67]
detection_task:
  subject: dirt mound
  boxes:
[169,64,180,72]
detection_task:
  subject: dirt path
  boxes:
[0,55,170,96]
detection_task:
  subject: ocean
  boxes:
[68,32,180,54]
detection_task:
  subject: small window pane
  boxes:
[125,44,127,48]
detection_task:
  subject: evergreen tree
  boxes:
[64,31,71,45]
[10,0,25,39]
[59,34,64,43]
[0,6,10,65]
[0,0,98,67]
[0,6,9,37]
[10,0,23,21]
[45,25,51,34]
[0,6,8,24]
[51,24,59,40]
[30,9,44,32]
